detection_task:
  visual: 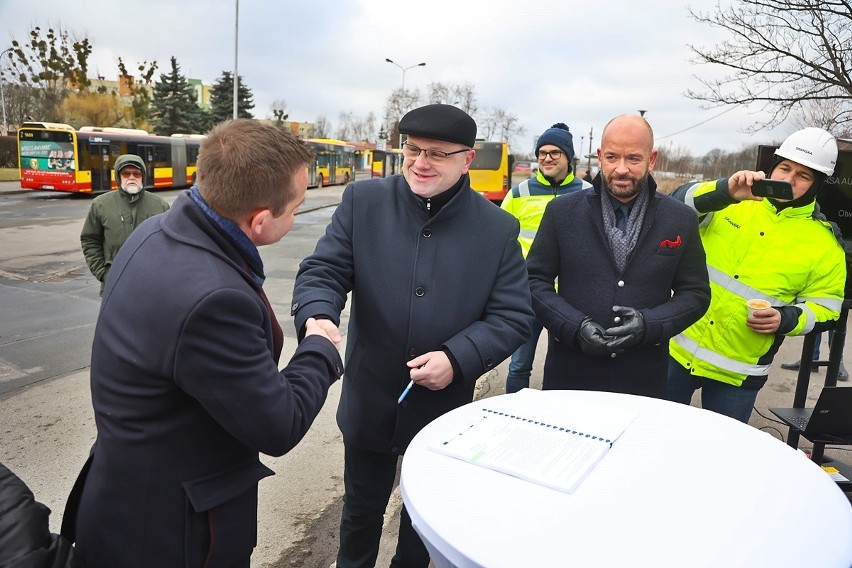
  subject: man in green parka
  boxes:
[80,154,170,295]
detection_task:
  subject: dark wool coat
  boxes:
[526,177,710,397]
[292,174,533,454]
[71,192,342,568]
[0,463,73,567]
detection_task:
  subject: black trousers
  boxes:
[336,444,430,568]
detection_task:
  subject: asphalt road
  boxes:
[0,176,850,567]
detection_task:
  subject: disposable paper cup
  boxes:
[747,299,771,318]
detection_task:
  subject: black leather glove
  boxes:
[604,306,645,351]
[576,317,611,357]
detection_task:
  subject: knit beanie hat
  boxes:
[536,123,575,162]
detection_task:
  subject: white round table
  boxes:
[401,390,852,568]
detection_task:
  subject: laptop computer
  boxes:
[770,386,852,438]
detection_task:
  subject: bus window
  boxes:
[469,140,510,202]
[371,149,403,178]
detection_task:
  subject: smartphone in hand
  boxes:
[752,179,794,200]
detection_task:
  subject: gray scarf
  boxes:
[600,180,650,272]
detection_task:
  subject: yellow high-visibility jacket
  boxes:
[669,179,846,387]
[500,171,591,258]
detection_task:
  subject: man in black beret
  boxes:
[292,104,533,567]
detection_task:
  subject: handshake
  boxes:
[576,306,645,357]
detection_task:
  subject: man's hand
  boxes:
[604,306,645,351]
[747,308,781,335]
[407,351,454,390]
[576,318,611,357]
[304,317,342,346]
[727,170,766,202]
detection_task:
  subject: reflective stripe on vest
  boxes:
[672,332,772,376]
[517,179,539,241]
[706,265,835,333]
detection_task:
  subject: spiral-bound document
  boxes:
[430,390,638,493]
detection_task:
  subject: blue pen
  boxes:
[398,380,415,404]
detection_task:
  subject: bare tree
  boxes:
[0,83,38,133]
[477,107,525,148]
[270,99,289,125]
[117,57,158,130]
[3,24,94,122]
[363,111,377,142]
[452,82,478,117]
[477,108,498,141]
[790,96,852,138]
[383,88,421,147]
[315,115,331,138]
[686,1,852,132]
[425,82,451,105]
[336,111,353,140]
[424,81,478,116]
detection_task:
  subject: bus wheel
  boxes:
[316,174,324,188]
[344,172,350,184]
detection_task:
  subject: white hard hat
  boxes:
[774,127,838,176]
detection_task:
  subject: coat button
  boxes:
[485,357,494,367]
[409,348,417,357]
[617,280,625,287]
[613,316,622,324]
[415,287,425,297]
[423,229,432,237]
[610,352,617,358]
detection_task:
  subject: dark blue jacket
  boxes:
[72,192,342,567]
[527,177,710,397]
[292,174,533,454]
[0,462,73,567]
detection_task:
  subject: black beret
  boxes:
[398,104,477,147]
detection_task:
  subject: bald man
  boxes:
[526,114,710,397]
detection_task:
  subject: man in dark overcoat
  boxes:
[526,114,710,398]
[291,104,533,568]
[69,120,343,567]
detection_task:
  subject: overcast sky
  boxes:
[1,0,793,157]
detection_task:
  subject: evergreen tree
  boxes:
[208,71,255,125]
[150,56,204,135]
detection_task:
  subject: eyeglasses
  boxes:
[120,169,143,179]
[537,149,564,161]
[402,142,470,163]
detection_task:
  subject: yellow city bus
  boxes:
[17,122,202,194]
[305,138,356,188]
[371,148,403,178]
[468,140,511,202]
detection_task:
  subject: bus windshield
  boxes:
[470,142,503,170]
[18,127,78,190]
[468,140,510,202]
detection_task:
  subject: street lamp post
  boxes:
[233,0,239,120]
[385,58,425,91]
[385,58,425,148]
[587,127,594,176]
[0,47,13,136]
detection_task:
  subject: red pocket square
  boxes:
[660,235,682,248]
